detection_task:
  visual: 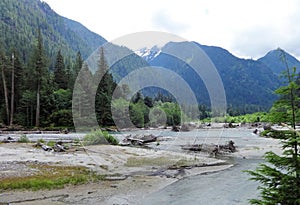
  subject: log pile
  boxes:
[34,141,68,152]
[120,134,157,146]
[181,140,236,156]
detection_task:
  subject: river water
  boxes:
[118,127,276,205]
[0,127,279,205]
[139,158,261,205]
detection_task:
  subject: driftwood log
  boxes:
[120,134,157,146]
[181,140,236,156]
[34,142,68,152]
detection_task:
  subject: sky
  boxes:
[43,0,300,60]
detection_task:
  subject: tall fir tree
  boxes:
[72,62,93,119]
[0,49,9,124]
[54,50,67,89]
[94,47,116,126]
[246,50,300,204]
[70,51,83,89]
[9,52,15,126]
[31,29,48,127]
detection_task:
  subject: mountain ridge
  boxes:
[2,0,300,114]
[136,41,300,112]
[0,0,107,62]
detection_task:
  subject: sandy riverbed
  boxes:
[0,142,231,205]
[0,128,282,205]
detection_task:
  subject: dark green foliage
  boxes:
[129,100,149,128]
[260,130,294,139]
[246,144,300,204]
[144,96,154,108]
[246,52,300,204]
[48,109,73,128]
[94,48,117,126]
[29,28,48,127]
[0,0,106,128]
[72,63,94,128]
[0,0,106,62]
[158,102,181,126]
[54,50,67,89]
[70,51,83,88]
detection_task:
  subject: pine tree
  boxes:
[0,49,9,124]
[72,62,93,118]
[70,51,83,89]
[31,29,48,127]
[73,51,83,77]
[54,50,67,89]
[12,51,25,125]
[246,50,300,204]
[94,47,116,126]
[9,52,15,126]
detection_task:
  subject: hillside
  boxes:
[0,0,106,63]
[1,0,300,123]
[139,41,281,112]
[258,48,300,76]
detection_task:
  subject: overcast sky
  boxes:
[43,0,300,60]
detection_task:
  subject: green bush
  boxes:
[83,130,118,145]
[47,109,73,127]
[260,130,294,139]
[18,135,30,143]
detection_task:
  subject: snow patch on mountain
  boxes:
[135,45,162,62]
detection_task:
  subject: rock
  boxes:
[41,144,53,151]
[263,124,272,130]
[53,143,66,152]
[253,129,258,134]
[2,136,16,143]
[180,124,192,132]
[172,126,180,132]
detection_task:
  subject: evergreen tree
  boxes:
[0,49,9,124]
[31,29,48,127]
[94,47,116,126]
[132,92,144,104]
[9,52,15,126]
[246,51,300,204]
[74,51,83,76]
[144,96,154,108]
[12,51,25,125]
[70,51,83,89]
[72,62,93,119]
[54,50,67,89]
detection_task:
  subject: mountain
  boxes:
[0,0,106,62]
[258,48,300,75]
[137,41,282,112]
[85,42,150,82]
[134,46,161,62]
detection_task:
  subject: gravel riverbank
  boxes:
[0,128,281,205]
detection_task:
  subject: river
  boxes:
[139,158,261,205]
[0,126,281,205]
[117,127,279,205]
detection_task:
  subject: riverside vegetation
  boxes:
[245,52,300,204]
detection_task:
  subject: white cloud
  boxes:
[44,0,300,60]
[152,9,190,34]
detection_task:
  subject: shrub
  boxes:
[83,130,118,145]
[18,135,30,143]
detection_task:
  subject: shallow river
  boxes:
[1,127,279,205]
[119,127,275,205]
[140,158,261,205]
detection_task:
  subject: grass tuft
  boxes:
[0,163,105,191]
